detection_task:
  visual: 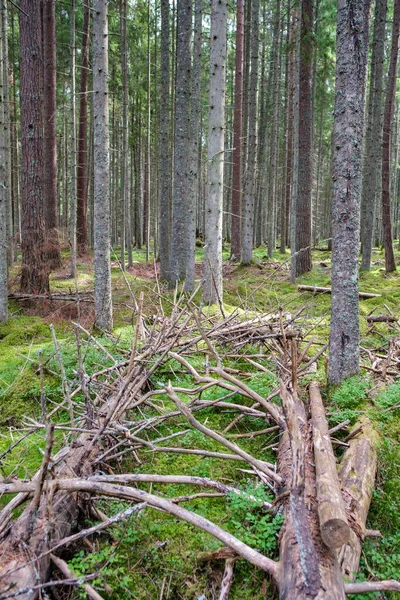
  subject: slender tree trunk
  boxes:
[10,3,20,261]
[0,4,7,322]
[77,0,90,256]
[293,0,313,276]
[328,0,371,384]
[120,0,129,270]
[230,0,244,261]
[360,0,387,271]
[159,0,171,281]
[266,0,281,258]
[185,0,202,291]
[19,0,49,293]
[93,0,113,331]
[145,0,151,262]
[42,0,61,269]
[69,0,77,278]
[203,0,227,303]
[170,0,192,284]
[1,0,11,267]
[381,0,400,273]
[241,0,259,265]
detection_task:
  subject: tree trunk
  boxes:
[158,0,171,281]
[185,0,202,291]
[93,0,113,332]
[328,0,371,384]
[169,0,192,284]
[120,0,129,271]
[69,0,77,279]
[0,4,7,322]
[360,0,387,271]
[1,0,12,267]
[266,0,281,259]
[42,0,61,270]
[19,0,49,294]
[77,0,90,256]
[241,0,259,265]
[203,0,226,303]
[230,0,244,261]
[293,0,313,276]
[381,0,400,274]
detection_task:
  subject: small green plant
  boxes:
[328,376,369,425]
[226,483,283,555]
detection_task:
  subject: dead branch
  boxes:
[50,554,105,600]
[297,285,380,299]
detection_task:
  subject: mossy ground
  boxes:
[2,244,400,598]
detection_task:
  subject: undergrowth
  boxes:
[1,246,400,598]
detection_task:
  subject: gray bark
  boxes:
[93,0,113,332]
[1,0,11,267]
[70,0,77,279]
[241,0,259,264]
[185,0,202,291]
[169,0,192,284]
[360,0,387,271]
[158,0,171,281]
[203,0,227,303]
[328,0,371,384]
[120,0,129,270]
[0,4,7,322]
[266,0,281,258]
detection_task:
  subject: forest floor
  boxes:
[1,244,400,599]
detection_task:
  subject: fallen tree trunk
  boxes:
[309,382,350,549]
[278,382,346,599]
[337,417,378,582]
[297,285,380,299]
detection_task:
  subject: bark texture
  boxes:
[203,0,226,303]
[0,5,7,322]
[77,0,90,256]
[328,0,371,384]
[93,0,113,331]
[360,0,387,271]
[1,0,11,267]
[169,0,192,284]
[230,0,244,261]
[294,0,313,276]
[19,0,49,293]
[309,382,350,549]
[381,0,400,273]
[185,0,202,291]
[42,0,61,269]
[158,0,171,281]
[241,0,259,265]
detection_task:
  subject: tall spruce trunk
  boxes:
[328,0,371,384]
[77,1,90,256]
[1,0,12,267]
[169,0,192,284]
[266,0,281,258]
[19,0,49,293]
[360,0,387,271]
[230,0,244,261]
[42,0,61,269]
[0,4,7,322]
[158,0,171,281]
[69,0,77,279]
[185,0,202,291]
[93,0,113,331]
[120,0,129,270]
[381,0,400,273]
[293,0,313,276]
[241,0,259,265]
[203,0,227,303]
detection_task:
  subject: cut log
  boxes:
[337,417,378,582]
[297,285,380,299]
[278,381,346,599]
[309,382,350,549]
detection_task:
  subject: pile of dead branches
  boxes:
[0,296,398,599]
